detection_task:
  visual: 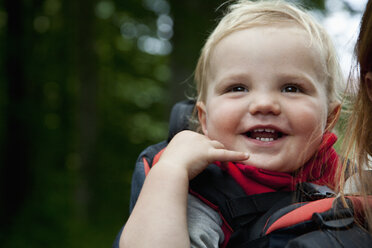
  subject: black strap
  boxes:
[226,192,297,248]
[190,164,249,229]
[297,182,335,201]
[227,191,293,227]
[190,165,296,231]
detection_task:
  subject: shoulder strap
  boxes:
[140,141,168,168]
[246,196,372,248]
[189,165,296,247]
[189,164,247,229]
[190,167,347,248]
[129,141,168,212]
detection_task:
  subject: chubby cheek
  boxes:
[204,101,242,140]
[295,102,327,136]
[299,117,325,141]
[294,105,327,158]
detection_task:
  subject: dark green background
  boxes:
[0,0,350,247]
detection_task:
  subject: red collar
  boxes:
[215,132,339,195]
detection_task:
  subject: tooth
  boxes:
[255,137,275,142]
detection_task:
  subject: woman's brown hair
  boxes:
[339,0,372,232]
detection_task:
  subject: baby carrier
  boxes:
[114,100,372,248]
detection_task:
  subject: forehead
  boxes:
[207,24,327,87]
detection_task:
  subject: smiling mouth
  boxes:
[245,128,285,142]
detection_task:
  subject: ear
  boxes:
[196,101,208,135]
[326,102,341,131]
[365,72,372,102]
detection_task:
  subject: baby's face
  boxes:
[197,25,330,172]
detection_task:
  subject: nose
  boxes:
[248,93,281,116]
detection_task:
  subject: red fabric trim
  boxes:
[143,157,151,176]
[347,196,372,222]
[143,147,165,176]
[221,162,293,194]
[295,132,339,189]
[220,223,232,248]
[265,198,334,235]
[153,148,165,166]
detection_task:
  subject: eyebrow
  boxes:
[213,74,251,93]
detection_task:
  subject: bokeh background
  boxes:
[0,0,366,247]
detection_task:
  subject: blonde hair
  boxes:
[191,0,343,131]
[339,0,372,233]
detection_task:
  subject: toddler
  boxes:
[120,1,343,247]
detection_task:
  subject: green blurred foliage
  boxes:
[0,0,172,247]
[0,0,353,247]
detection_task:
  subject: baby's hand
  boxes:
[157,130,249,179]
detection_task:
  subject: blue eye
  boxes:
[230,86,248,92]
[282,85,301,93]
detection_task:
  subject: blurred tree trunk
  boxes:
[0,0,30,236]
[168,0,225,105]
[73,0,98,219]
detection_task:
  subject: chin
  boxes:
[246,158,294,172]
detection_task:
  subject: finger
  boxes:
[209,140,225,149]
[208,149,249,163]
